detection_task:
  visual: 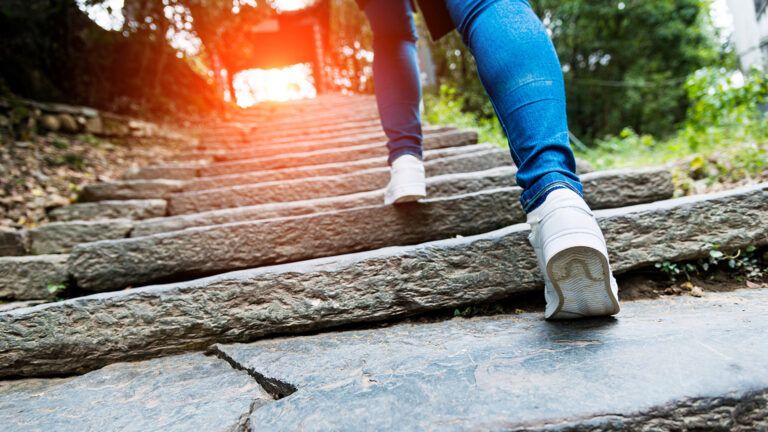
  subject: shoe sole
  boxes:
[545,245,620,319]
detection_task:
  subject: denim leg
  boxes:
[444,0,583,212]
[364,0,423,165]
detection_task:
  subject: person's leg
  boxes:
[444,0,619,319]
[444,0,580,213]
[363,0,423,165]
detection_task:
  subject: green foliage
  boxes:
[655,244,766,282]
[420,0,725,141]
[423,85,506,147]
[577,67,768,180]
[46,283,67,296]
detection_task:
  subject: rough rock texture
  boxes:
[134,166,670,238]
[213,125,453,161]
[2,184,766,377]
[0,353,273,431]
[198,130,478,177]
[29,219,133,254]
[123,164,199,181]
[183,144,506,192]
[71,188,524,291]
[0,255,68,301]
[75,168,675,290]
[49,199,167,222]
[209,289,768,431]
[79,179,184,202]
[0,228,28,256]
[168,150,514,214]
[582,167,674,209]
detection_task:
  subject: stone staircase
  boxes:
[1,93,767,431]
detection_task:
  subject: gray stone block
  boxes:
[0,254,68,301]
[29,219,133,254]
[0,185,762,378]
[0,228,28,256]
[212,289,768,431]
[79,167,674,290]
[0,353,272,431]
[168,148,513,214]
[184,144,503,192]
[71,187,525,292]
[48,199,167,222]
[582,167,674,209]
[79,179,185,202]
[198,130,478,176]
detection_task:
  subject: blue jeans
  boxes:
[364,0,583,212]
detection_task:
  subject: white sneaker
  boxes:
[384,154,427,205]
[526,188,620,319]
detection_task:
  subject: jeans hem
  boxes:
[521,175,582,213]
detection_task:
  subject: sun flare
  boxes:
[233,64,317,107]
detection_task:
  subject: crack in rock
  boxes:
[208,345,298,400]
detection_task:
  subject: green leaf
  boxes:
[709,250,724,259]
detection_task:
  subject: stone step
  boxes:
[206,129,478,165]
[184,144,505,192]
[1,184,765,377]
[168,149,514,215]
[203,126,454,159]
[0,254,68,301]
[48,199,167,222]
[199,119,386,148]
[3,291,767,430]
[128,163,607,238]
[69,167,674,292]
[28,219,133,255]
[212,289,768,430]
[79,179,185,202]
[0,353,271,431]
[84,144,502,203]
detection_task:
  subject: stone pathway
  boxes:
[3,290,767,431]
[1,94,766,430]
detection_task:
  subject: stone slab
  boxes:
[29,219,133,254]
[71,187,525,291]
[74,167,673,290]
[184,144,504,192]
[0,255,68,301]
[1,185,764,377]
[198,130,478,176]
[168,149,514,214]
[48,199,167,222]
[214,289,768,431]
[0,228,28,256]
[210,126,454,160]
[79,179,184,202]
[0,353,272,431]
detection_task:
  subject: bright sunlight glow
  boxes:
[270,0,317,12]
[233,64,317,107]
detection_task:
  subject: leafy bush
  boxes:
[423,84,506,147]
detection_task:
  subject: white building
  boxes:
[726,0,768,71]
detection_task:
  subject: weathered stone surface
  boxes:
[79,167,674,289]
[0,227,28,256]
[132,167,515,237]
[198,130,478,176]
[123,164,199,180]
[211,125,453,161]
[29,219,133,254]
[582,167,673,209]
[0,300,46,312]
[71,187,524,291]
[0,185,763,378]
[48,199,167,222]
[168,149,513,214]
[210,289,768,431]
[0,255,68,301]
[0,353,272,431]
[184,144,504,192]
[79,179,184,202]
